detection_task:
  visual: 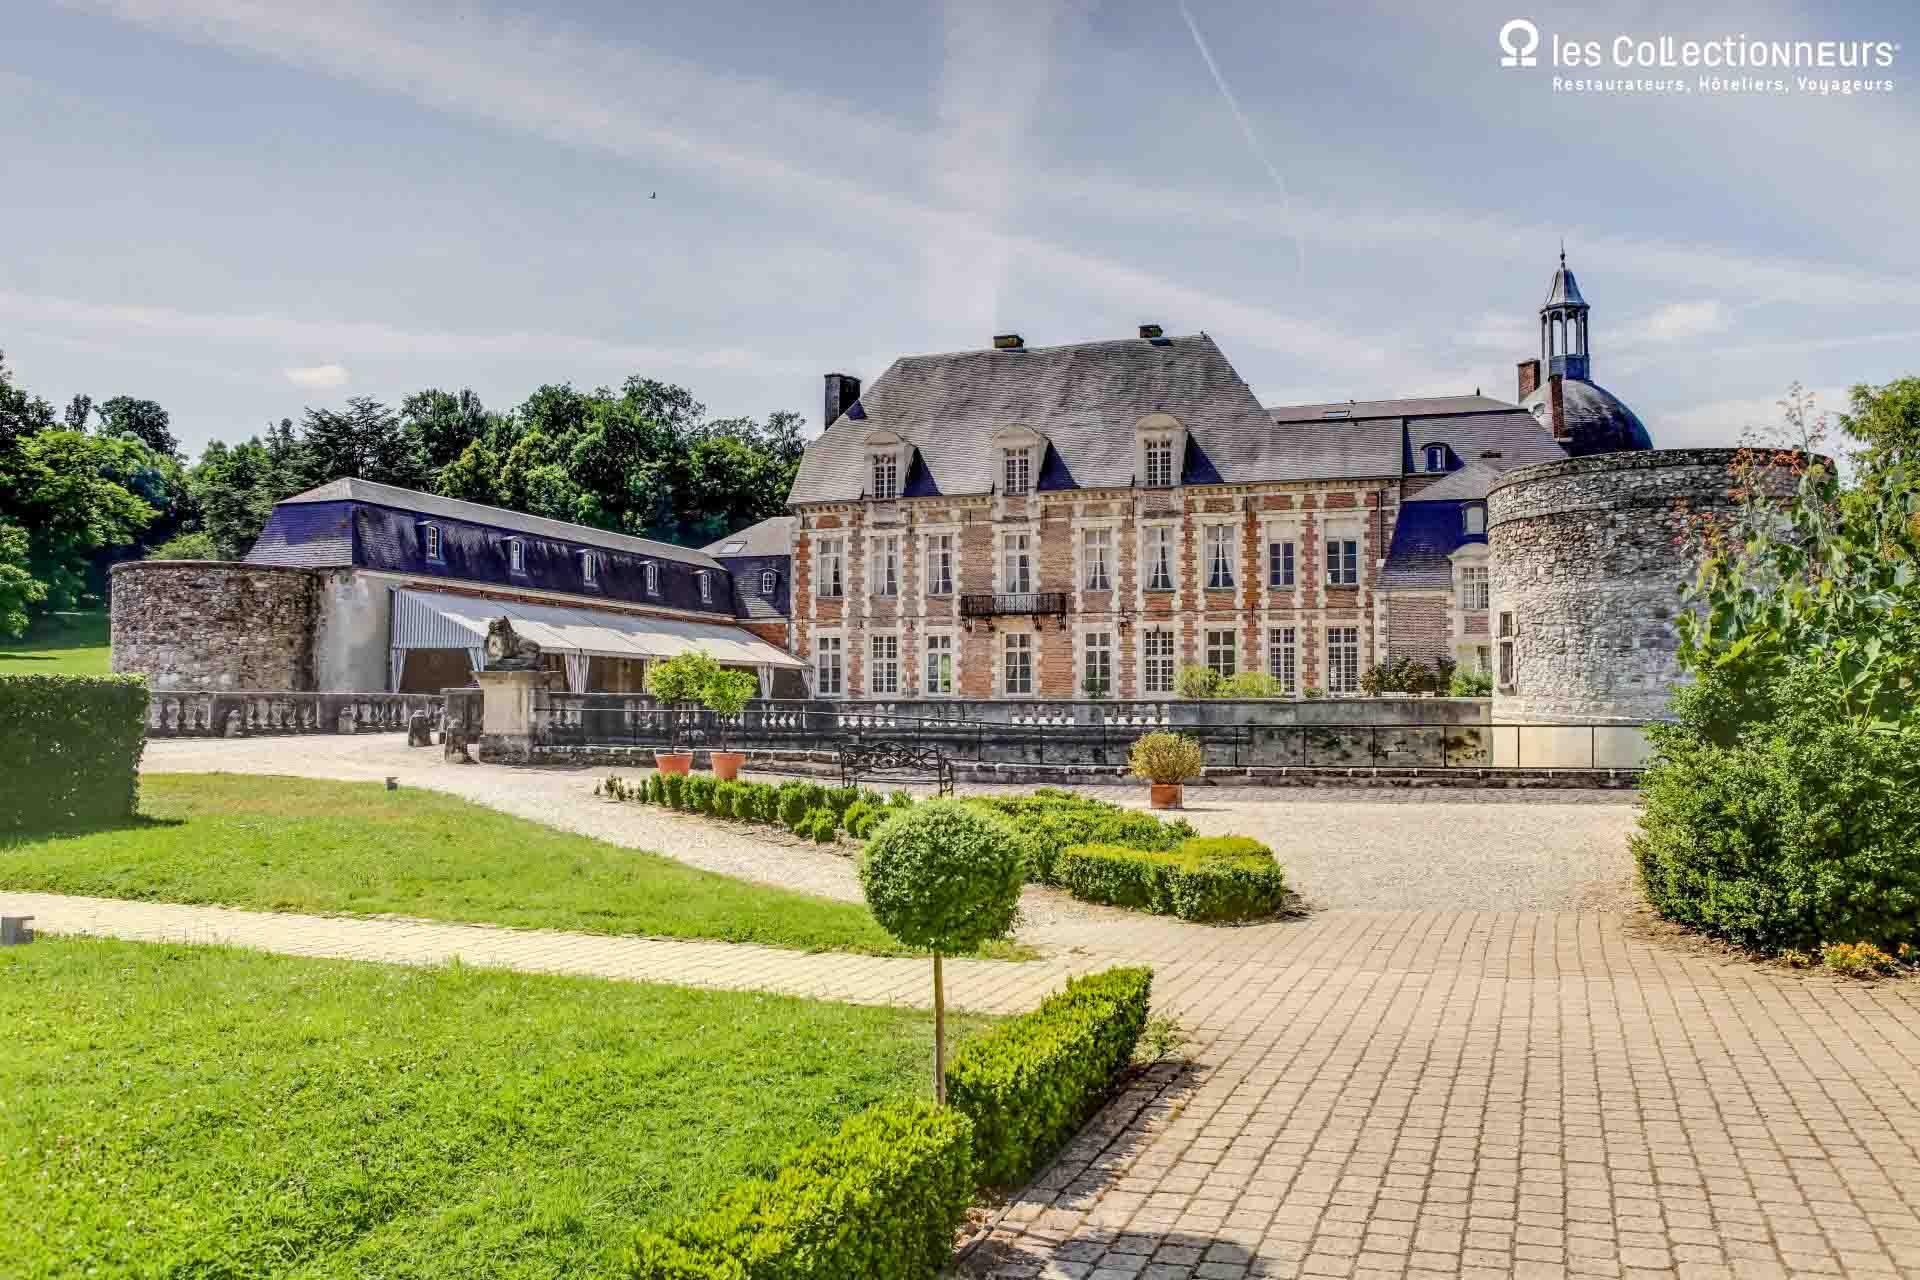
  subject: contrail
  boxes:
[1176,0,1305,285]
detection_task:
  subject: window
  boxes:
[759,568,777,595]
[1425,444,1447,473]
[1083,631,1113,696]
[871,536,899,597]
[1206,525,1235,590]
[924,633,954,694]
[1476,645,1492,674]
[1003,447,1032,495]
[927,533,954,596]
[579,551,597,585]
[869,634,899,694]
[697,570,712,604]
[1328,626,1361,695]
[644,561,659,595]
[507,537,525,574]
[1002,532,1031,594]
[422,524,442,562]
[871,452,898,500]
[1206,627,1237,678]
[1084,528,1111,591]
[1003,632,1033,695]
[1144,437,1175,487]
[1144,526,1173,592]
[1268,539,1295,589]
[1461,564,1490,611]
[1142,629,1175,694]
[1325,538,1359,586]
[1463,503,1487,535]
[815,635,843,695]
[815,537,844,598]
[1497,612,1516,687]
[1268,627,1297,693]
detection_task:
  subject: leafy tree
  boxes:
[0,351,55,449]
[96,396,179,458]
[1,430,157,609]
[146,531,220,560]
[402,388,494,472]
[62,394,93,431]
[299,396,426,489]
[434,439,503,506]
[0,521,46,638]
[1838,376,1920,464]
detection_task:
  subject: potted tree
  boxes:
[1128,730,1205,810]
[701,668,759,781]
[645,650,720,775]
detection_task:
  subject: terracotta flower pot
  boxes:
[710,751,745,781]
[654,752,693,775]
[1149,782,1184,810]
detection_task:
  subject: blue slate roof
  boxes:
[1379,500,1485,590]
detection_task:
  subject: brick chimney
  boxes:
[1546,373,1569,440]
[823,372,860,428]
[1516,358,1541,402]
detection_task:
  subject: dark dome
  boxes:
[1521,378,1653,456]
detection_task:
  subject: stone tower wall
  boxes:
[111,561,320,691]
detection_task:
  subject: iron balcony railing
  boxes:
[958,591,1069,618]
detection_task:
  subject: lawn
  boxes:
[0,610,110,675]
[0,773,947,956]
[2,937,983,1278]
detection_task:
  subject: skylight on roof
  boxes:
[719,541,746,553]
[1321,409,1351,419]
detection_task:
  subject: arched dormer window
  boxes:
[862,427,909,500]
[644,561,659,595]
[696,570,712,604]
[1134,412,1186,489]
[420,523,443,563]
[506,537,526,574]
[1424,444,1448,473]
[993,424,1045,496]
[1462,502,1487,535]
[760,568,777,594]
[579,550,598,586]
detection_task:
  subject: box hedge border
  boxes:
[0,674,148,833]
[1057,836,1288,922]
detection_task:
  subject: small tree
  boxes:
[700,667,759,751]
[859,801,1024,1104]
[1127,731,1205,784]
[1173,663,1221,699]
[647,650,721,750]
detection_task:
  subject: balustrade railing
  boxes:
[146,691,446,738]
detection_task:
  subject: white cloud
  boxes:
[1655,385,1850,451]
[1637,301,1730,344]
[283,363,349,390]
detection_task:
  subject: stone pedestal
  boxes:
[475,669,551,764]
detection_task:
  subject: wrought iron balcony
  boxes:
[959,591,1069,618]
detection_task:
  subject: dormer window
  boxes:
[580,550,597,585]
[1003,447,1032,495]
[871,451,898,500]
[1144,437,1174,487]
[507,537,526,574]
[1424,444,1448,473]
[760,568,777,594]
[697,570,712,604]
[1463,502,1487,535]
[1134,412,1186,490]
[421,523,443,562]
[644,561,659,595]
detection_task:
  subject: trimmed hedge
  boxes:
[1057,836,1287,922]
[946,966,1153,1186]
[621,1100,974,1280]
[963,788,1192,885]
[0,675,148,832]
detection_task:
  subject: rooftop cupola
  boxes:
[1541,245,1592,382]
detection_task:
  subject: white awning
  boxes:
[391,588,804,669]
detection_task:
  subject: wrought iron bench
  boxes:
[838,739,955,797]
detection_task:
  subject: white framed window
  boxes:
[1425,443,1447,473]
[1083,528,1111,591]
[871,536,899,597]
[815,635,843,696]
[1205,524,1235,590]
[1003,447,1032,495]
[869,634,899,694]
[421,523,443,562]
[507,537,526,574]
[1268,626,1297,693]
[1144,525,1174,592]
[1144,436,1175,487]
[760,568,777,595]
[927,533,954,596]
[644,560,659,595]
[1206,627,1237,678]
[1463,503,1487,535]
[1142,629,1175,694]
[579,551,597,585]
[1326,538,1359,586]
[815,536,844,598]
[871,451,899,500]
[1268,539,1295,588]
[1003,632,1033,695]
[696,570,712,604]
[1002,532,1031,594]
[1083,631,1113,696]
[1461,565,1490,611]
[1328,626,1361,695]
[1497,611,1517,687]
[924,633,954,695]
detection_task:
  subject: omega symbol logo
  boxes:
[1499,19,1540,67]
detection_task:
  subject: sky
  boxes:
[4,0,1918,459]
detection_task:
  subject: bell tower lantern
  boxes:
[1541,246,1591,382]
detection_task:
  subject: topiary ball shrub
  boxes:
[803,806,838,843]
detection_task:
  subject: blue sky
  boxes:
[5,0,1917,457]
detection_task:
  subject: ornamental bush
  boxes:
[802,806,837,843]
[647,773,667,805]
[0,675,149,832]
[621,1100,974,1280]
[1126,732,1205,785]
[963,788,1191,885]
[843,799,877,839]
[1057,836,1288,923]
[778,783,821,832]
[662,772,687,810]
[684,775,715,816]
[946,967,1152,1186]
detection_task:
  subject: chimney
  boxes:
[1516,358,1541,402]
[992,333,1024,350]
[1138,323,1163,340]
[823,372,860,428]
[1547,373,1569,440]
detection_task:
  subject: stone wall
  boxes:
[111,561,320,690]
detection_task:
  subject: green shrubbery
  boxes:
[1057,836,1288,922]
[945,967,1152,1186]
[965,788,1192,885]
[0,674,148,832]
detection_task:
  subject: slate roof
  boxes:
[702,515,794,558]
[1266,394,1517,423]
[1520,379,1654,456]
[1544,261,1589,309]
[1405,461,1504,502]
[1404,411,1570,474]
[1379,502,1483,590]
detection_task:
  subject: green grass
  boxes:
[2,937,986,1278]
[0,773,981,957]
[0,610,110,675]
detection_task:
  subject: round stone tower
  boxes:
[111,560,320,690]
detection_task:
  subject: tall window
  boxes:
[1327,626,1360,694]
[924,633,954,694]
[815,635,843,695]
[1003,632,1033,695]
[1206,627,1237,678]
[1463,503,1487,535]
[1326,538,1359,586]
[871,536,898,597]
[871,452,898,500]
[1206,525,1235,590]
[1425,444,1447,473]
[1002,532,1031,594]
[1497,612,1516,687]
[815,537,844,598]
[927,533,954,596]
[1083,528,1112,591]
[1269,539,1295,588]
[1461,565,1490,611]
[1268,627,1297,692]
[869,634,899,694]
[1083,631,1113,696]
[644,560,659,595]
[1142,629,1175,694]
[422,524,443,561]
[760,568,777,595]
[1144,526,1173,592]
[580,551,598,585]
[507,537,525,574]
[697,570,712,603]
[1144,437,1174,487]
[1003,447,1032,495]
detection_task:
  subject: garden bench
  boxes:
[838,739,955,797]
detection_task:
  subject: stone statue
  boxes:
[483,617,543,671]
[407,709,434,747]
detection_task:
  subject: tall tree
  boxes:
[96,396,179,457]
[402,388,494,472]
[299,396,426,489]
[62,394,93,431]
[188,438,297,558]
[0,351,55,450]
[1839,377,1920,463]
[0,521,46,638]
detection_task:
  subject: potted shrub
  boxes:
[645,650,720,774]
[701,668,759,781]
[1128,731,1205,810]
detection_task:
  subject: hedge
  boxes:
[0,675,148,833]
[945,966,1153,1186]
[962,788,1192,885]
[620,1101,974,1280]
[1057,836,1287,922]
